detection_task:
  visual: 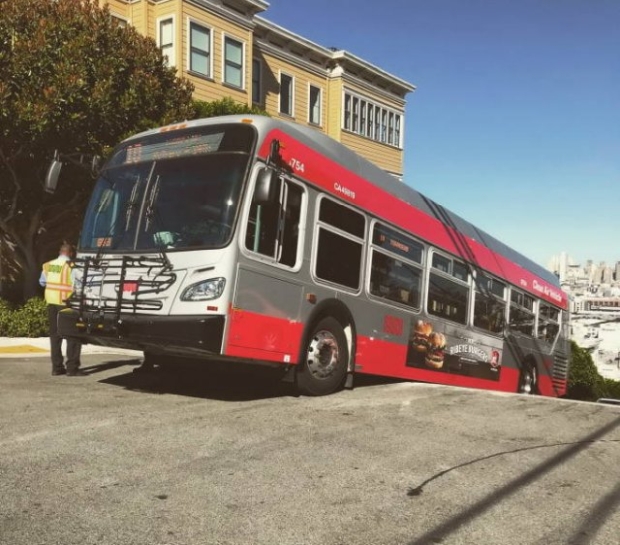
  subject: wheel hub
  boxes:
[307,330,340,379]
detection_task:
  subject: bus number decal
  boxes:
[288,158,305,173]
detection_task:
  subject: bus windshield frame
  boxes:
[78,123,257,253]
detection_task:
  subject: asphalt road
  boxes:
[1,354,619,545]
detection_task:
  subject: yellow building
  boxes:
[103,0,415,177]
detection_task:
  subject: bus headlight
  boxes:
[181,277,226,301]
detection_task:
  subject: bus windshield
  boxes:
[79,124,255,252]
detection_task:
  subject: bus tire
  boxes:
[518,361,538,395]
[296,317,349,396]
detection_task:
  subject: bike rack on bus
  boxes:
[67,255,176,335]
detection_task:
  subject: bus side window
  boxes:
[314,198,365,290]
[508,290,535,336]
[473,274,506,334]
[245,177,303,267]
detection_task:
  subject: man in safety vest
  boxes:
[40,242,83,376]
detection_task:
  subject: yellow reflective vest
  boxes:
[42,257,74,305]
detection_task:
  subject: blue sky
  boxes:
[265,0,620,268]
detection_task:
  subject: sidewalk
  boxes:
[0,337,142,358]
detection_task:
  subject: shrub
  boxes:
[566,341,620,401]
[0,299,13,335]
[0,297,49,337]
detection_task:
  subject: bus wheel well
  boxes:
[301,299,356,375]
[295,299,357,388]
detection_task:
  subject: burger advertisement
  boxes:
[407,320,501,381]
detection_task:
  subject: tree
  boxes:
[192,97,269,119]
[0,0,194,299]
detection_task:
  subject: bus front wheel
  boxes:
[296,317,349,396]
[518,362,538,395]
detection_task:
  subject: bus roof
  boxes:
[128,115,561,291]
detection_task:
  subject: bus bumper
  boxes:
[57,308,225,355]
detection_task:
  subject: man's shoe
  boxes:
[66,369,87,377]
[52,368,67,376]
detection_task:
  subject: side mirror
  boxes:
[254,167,281,205]
[44,158,63,194]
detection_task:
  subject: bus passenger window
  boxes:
[245,177,304,267]
[538,303,560,343]
[427,273,468,324]
[315,198,365,290]
[473,274,506,334]
[508,290,535,336]
[370,251,421,308]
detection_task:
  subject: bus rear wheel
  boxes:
[518,362,538,395]
[296,317,349,396]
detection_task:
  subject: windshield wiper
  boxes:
[125,176,141,231]
[144,175,161,232]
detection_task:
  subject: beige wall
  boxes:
[181,3,252,104]
[100,0,407,175]
[257,50,328,129]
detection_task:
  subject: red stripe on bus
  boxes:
[355,335,560,397]
[225,308,303,364]
[258,132,567,309]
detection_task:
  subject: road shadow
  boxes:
[80,358,142,375]
[99,359,295,401]
[97,356,405,402]
[406,414,620,545]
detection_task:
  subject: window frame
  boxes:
[472,271,507,336]
[240,165,307,273]
[222,34,245,89]
[425,250,471,325]
[308,84,322,126]
[341,90,404,149]
[187,19,212,78]
[366,220,426,312]
[157,16,176,67]
[279,72,294,117]
[312,195,367,294]
[252,58,262,105]
[508,288,536,337]
[537,302,561,344]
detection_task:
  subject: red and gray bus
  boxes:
[55,115,570,396]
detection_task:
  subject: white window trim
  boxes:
[239,164,307,274]
[110,12,130,27]
[252,58,262,104]
[310,194,367,296]
[156,15,176,68]
[278,71,295,117]
[342,88,404,149]
[186,17,213,79]
[308,83,322,126]
[221,32,245,90]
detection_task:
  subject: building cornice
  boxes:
[340,74,407,109]
[255,16,415,98]
[331,50,416,96]
[253,39,329,79]
[255,16,335,60]
[183,0,260,30]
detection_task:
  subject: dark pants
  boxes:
[48,304,81,373]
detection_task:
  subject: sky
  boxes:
[264,0,620,268]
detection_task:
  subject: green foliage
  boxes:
[0,297,49,337]
[0,0,195,299]
[566,341,620,401]
[192,97,269,119]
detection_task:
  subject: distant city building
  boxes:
[550,252,620,314]
[101,0,415,178]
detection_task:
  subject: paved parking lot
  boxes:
[1,354,620,545]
